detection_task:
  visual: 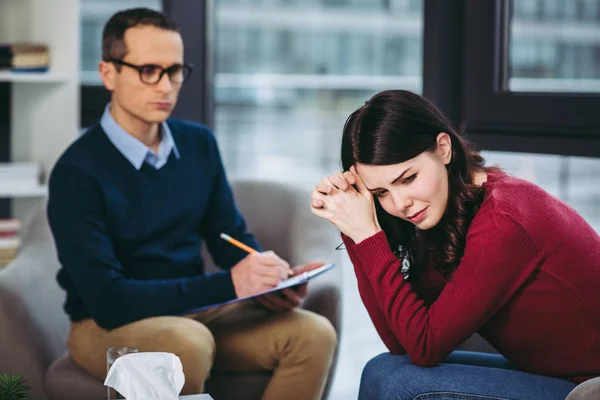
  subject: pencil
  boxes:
[220,233,293,276]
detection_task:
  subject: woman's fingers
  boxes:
[315,182,333,195]
[327,173,350,191]
[315,171,354,195]
[312,169,362,213]
[311,190,328,208]
[343,170,356,186]
[350,166,370,196]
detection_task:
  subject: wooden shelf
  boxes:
[0,185,48,198]
[0,71,69,83]
[0,0,80,219]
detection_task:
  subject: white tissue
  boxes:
[104,352,185,400]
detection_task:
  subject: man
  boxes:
[47,8,336,399]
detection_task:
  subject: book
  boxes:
[0,222,21,267]
[0,237,20,250]
[12,52,49,70]
[0,162,41,180]
[0,43,49,72]
[0,163,42,194]
[11,43,49,54]
[0,218,22,232]
[0,247,18,257]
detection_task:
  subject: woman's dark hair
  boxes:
[102,8,179,63]
[341,90,487,281]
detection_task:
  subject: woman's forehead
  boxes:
[356,153,435,185]
[356,154,427,174]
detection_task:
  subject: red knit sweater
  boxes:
[344,170,600,383]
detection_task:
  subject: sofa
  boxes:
[0,180,343,400]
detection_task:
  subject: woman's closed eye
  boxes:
[373,174,417,197]
[402,173,417,184]
[374,190,388,198]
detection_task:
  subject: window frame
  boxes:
[461,0,600,157]
[0,83,11,216]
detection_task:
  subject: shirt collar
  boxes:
[100,103,180,170]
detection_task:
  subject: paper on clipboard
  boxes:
[184,263,336,313]
[262,263,335,294]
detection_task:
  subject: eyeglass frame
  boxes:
[108,58,193,85]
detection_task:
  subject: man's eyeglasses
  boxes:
[109,58,193,85]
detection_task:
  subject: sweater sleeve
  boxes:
[47,163,238,330]
[347,213,540,366]
[198,132,263,269]
[342,234,406,355]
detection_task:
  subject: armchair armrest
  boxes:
[0,288,50,400]
[565,377,600,400]
[0,203,70,400]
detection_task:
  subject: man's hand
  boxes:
[230,251,290,298]
[254,262,325,312]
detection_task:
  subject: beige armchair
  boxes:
[0,180,343,400]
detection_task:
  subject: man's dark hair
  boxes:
[102,8,179,62]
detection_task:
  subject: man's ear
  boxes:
[98,61,117,91]
[436,132,452,165]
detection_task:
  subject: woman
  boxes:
[311,90,600,400]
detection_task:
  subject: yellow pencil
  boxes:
[220,233,293,276]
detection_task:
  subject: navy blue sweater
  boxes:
[47,119,261,330]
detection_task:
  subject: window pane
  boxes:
[214,0,423,186]
[80,0,162,85]
[509,0,600,92]
[214,4,423,397]
[482,151,600,233]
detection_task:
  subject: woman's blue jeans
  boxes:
[359,351,577,400]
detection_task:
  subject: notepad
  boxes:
[184,263,336,313]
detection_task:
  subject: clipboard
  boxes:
[261,263,335,294]
[185,263,336,313]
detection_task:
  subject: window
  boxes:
[483,151,600,233]
[213,0,424,183]
[460,0,600,157]
[509,0,600,92]
[211,3,425,397]
[431,0,600,232]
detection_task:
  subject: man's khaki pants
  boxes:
[68,301,337,400]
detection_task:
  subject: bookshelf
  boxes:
[0,184,47,198]
[0,0,80,220]
[0,71,70,83]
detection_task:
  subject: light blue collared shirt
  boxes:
[100,104,181,170]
